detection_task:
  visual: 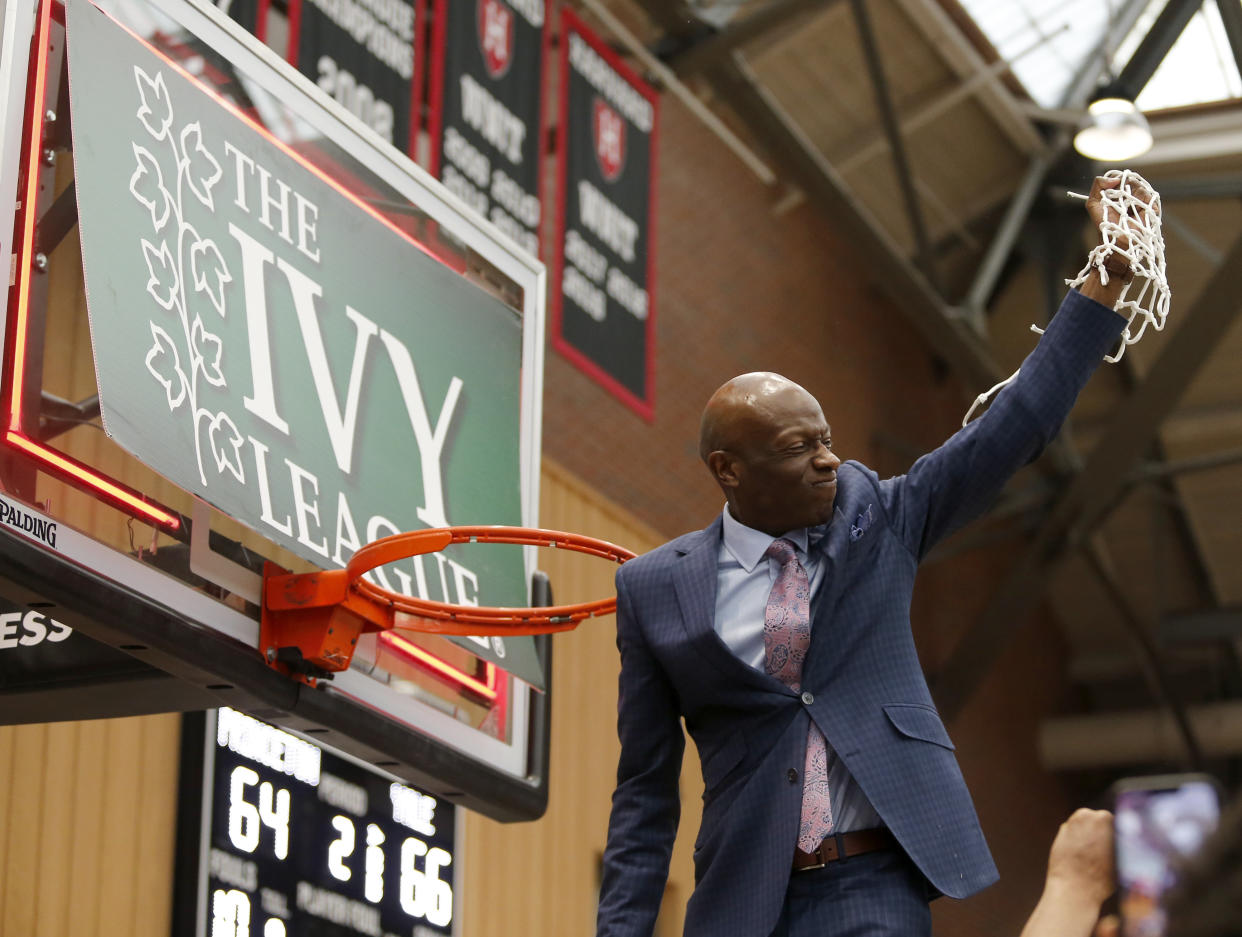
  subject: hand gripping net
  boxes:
[962,169,1171,426]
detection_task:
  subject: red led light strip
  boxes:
[4,0,180,531]
[8,0,50,429]
[379,631,499,702]
[3,432,178,526]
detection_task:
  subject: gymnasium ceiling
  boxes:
[572,0,1242,776]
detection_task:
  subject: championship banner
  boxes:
[553,8,658,420]
[65,0,545,687]
[285,0,424,155]
[427,0,548,259]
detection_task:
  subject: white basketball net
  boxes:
[962,169,1171,426]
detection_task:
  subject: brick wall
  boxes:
[543,90,1079,936]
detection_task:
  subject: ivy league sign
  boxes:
[67,0,534,676]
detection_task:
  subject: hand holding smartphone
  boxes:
[1112,773,1223,937]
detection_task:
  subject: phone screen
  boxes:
[1115,779,1221,937]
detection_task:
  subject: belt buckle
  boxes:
[799,831,849,872]
[801,843,827,872]
[799,840,829,869]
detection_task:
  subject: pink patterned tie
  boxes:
[764,538,833,852]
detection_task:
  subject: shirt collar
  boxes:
[720,505,812,573]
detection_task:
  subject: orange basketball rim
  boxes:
[259,526,636,684]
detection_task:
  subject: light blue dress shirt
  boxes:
[715,505,882,835]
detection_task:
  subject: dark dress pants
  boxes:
[768,848,933,937]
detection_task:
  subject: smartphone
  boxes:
[1112,773,1223,937]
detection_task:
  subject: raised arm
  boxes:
[1019,808,1114,937]
[879,175,1147,557]
[882,286,1125,558]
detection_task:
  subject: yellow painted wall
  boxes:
[0,715,181,937]
[0,461,701,936]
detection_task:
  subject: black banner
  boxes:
[428,0,548,258]
[287,0,424,155]
[553,8,658,420]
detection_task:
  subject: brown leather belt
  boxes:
[792,828,896,872]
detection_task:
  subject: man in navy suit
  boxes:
[596,177,1151,937]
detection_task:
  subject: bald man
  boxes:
[595,177,1142,937]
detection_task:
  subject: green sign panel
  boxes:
[67,0,542,686]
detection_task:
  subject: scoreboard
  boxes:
[177,709,460,937]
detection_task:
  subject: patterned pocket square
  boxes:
[850,505,874,542]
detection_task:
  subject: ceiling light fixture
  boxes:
[1073,97,1154,162]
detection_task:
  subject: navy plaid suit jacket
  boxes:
[596,291,1126,937]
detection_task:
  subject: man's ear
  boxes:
[707,450,740,489]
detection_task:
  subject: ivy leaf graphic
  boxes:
[145,324,187,410]
[192,316,226,387]
[129,145,172,232]
[189,232,231,318]
[134,67,173,142]
[208,412,245,484]
[141,239,179,311]
[181,122,223,210]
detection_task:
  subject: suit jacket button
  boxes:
[787,768,798,783]
[801,691,814,705]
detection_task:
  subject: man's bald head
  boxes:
[699,372,809,463]
[698,372,840,535]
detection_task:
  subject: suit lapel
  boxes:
[672,517,786,693]
[670,519,718,642]
[813,505,851,619]
[803,492,855,682]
